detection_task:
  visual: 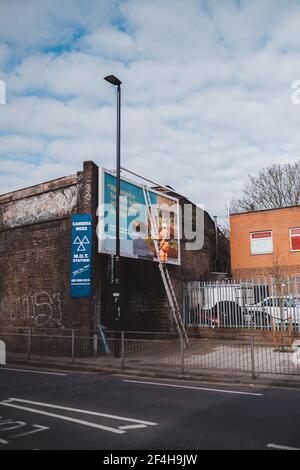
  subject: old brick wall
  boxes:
[0,161,97,332]
[230,207,300,280]
[0,159,230,336]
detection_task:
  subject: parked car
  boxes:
[185,281,271,328]
[210,301,243,327]
[202,310,220,327]
[188,306,220,327]
[191,301,244,327]
[245,296,300,327]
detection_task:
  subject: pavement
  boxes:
[0,365,300,450]
[5,351,300,390]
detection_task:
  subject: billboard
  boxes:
[98,167,181,265]
[71,214,93,297]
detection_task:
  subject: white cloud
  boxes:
[1,0,300,220]
[81,27,137,60]
[121,0,220,61]
[0,158,75,194]
[0,134,45,155]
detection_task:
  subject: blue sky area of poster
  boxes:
[104,171,157,240]
[101,170,180,264]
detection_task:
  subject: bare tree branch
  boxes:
[231,162,300,213]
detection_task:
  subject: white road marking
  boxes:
[0,367,66,376]
[12,425,50,439]
[124,380,264,396]
[0,414,50,444]
[267,443,300,450]
[0,420,25,431]
[5,398,157,426]
[0,402,125,435]
[118,424,147,430]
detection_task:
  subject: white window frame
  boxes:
[250,230,273,255]
[290,227,300,252]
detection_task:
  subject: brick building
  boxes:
[0,161,229,333]
[230,206,300,280]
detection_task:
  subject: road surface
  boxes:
[0,366,299,450]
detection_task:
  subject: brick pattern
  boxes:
[0,165,95,333]
[230,207,300,280]
[0,161,230,336]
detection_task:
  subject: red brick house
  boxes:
[230,206,300,280]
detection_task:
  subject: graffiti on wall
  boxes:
[128,294,149,314]
[128,289,158,314]
[1,186,78,229]
[0,291,63,327]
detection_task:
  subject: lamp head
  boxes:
[104,75,122,86]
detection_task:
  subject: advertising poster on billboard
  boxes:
[98,168,181,265]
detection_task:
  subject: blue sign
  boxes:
[71,214,92,298]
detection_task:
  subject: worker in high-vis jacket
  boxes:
[158,222,170,264]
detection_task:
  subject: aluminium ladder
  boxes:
[142,186,190,348]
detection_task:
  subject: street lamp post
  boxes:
[104,75,122,331]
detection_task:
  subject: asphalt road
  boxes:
[0,366,299,450]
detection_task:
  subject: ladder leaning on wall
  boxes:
[142,185,190,348]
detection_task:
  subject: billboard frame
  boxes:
[98,166,181,265]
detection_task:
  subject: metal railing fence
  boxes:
[183,277,300,331]
[1,328,300,378]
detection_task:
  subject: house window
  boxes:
[250,231,273,255]
[290,228,300,251]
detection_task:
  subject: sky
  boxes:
[1,0,300,221]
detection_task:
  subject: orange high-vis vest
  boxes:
[159,228,170,263]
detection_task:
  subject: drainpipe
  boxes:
[213,216,219,268]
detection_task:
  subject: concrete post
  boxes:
[27,328,31,360]
[71,329,75,363]
[180,336,185,375]
[250,336,256,380]
[0,340,6,365]
[121,331,125,370]
[93,334,98,357]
